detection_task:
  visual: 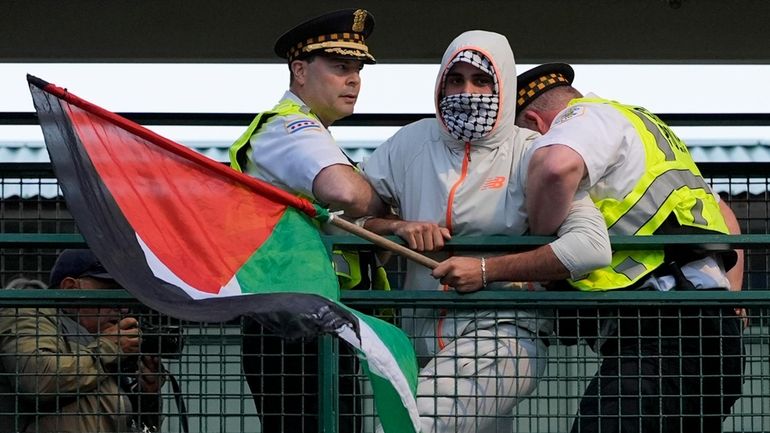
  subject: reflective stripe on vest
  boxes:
[568,98,728,291]
[607,169,712,235]
[228,98,308,173]
[333,249,362,290]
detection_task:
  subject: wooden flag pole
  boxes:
[328,215,440,270]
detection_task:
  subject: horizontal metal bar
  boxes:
[4,112,770,127]
[659,113,770,127]
[0,289,138,307]
[0,112,428,127]
[698,161,770,177]
[325,234,770,250]
[341,289,770,308]
[2,162,769,180]
[0,161,227,177]
[2,233,769,250]
[0,162,55,176]
[0,233,85,247]
[3,162,770,188]
[0,288,767,309]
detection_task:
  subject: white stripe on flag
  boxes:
[137,234,243,299]
[337,319,421,432]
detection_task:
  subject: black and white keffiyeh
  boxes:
[439,50,500,141]
[439,93,499,141]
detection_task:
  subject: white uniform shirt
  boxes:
[246,91,352,199]
[530,93,730,290]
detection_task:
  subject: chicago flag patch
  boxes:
[553,106,585,125]
[285,118,321,134]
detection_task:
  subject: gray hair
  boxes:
[515,86,583,129]
[4,277,48,290]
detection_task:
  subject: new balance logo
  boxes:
[481,176,506,190]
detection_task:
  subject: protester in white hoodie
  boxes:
[361,30,611,433]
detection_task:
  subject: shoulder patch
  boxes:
[553,105,585,126]
[285,118,321,134]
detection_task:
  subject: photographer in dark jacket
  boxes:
[0,249,165,432]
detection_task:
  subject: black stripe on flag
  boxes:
[28,76,356,338]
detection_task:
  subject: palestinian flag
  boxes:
[28,75,420,433]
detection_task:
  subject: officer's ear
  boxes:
[523,110,550,135]
[290,60,308,86]
[58,276,79,290]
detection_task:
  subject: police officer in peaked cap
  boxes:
[515,63,744,433]
[231,9,387,433]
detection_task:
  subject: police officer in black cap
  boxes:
[230,9,386,433]
[230,8,382,209]
[515,64,744,433]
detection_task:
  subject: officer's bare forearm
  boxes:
[720,200,744,291]
[362,216,401,235]
[313,164,386,217]
[526,145,586,235]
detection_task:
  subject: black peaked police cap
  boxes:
[274,8,376,64]
[516,63,575,113]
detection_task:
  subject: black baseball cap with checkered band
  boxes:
[516,63,575,113]
[274,8,376,64]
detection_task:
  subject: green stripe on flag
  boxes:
[354,311,418,392]
[235,207,339,299]
[365,371,419,433]
[235,208,420,432]
[346,309,420,433]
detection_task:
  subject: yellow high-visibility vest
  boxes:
[229,98,390,292]
[568,97,729,291]
[229,98,299,173]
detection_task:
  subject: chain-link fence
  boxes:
[1,162,770,432]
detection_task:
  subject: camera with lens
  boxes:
[140,321,184,359]
[119,306,188,433]
[131,305,185,359]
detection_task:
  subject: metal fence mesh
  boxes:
[0,163,769,432]
[0,301,766,432]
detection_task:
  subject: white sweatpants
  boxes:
[416,324,547,433]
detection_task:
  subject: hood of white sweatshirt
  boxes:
[434,30,516,151]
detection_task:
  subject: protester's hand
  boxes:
[103,317,141,354]
[735,308,749,329]
[432,257,484,293]
[392,221,451,251]
[137,355,166,393]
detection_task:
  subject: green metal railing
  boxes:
[2,108,770,431]
[0,288,768,432]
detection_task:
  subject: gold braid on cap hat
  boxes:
[517,73,570,108]
[321,47,375,61]
[288,32,369,62]
[301,40,369,53]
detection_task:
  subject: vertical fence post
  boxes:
[318,335,339,432]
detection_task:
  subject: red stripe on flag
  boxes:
[62,102,287,295]
[38,81,318,218]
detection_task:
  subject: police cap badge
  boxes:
[274,8,376,64]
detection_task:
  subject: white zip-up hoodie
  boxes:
[362,31,608,358]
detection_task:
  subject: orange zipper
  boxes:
[445,143,471,233]
[438,142,471,351]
